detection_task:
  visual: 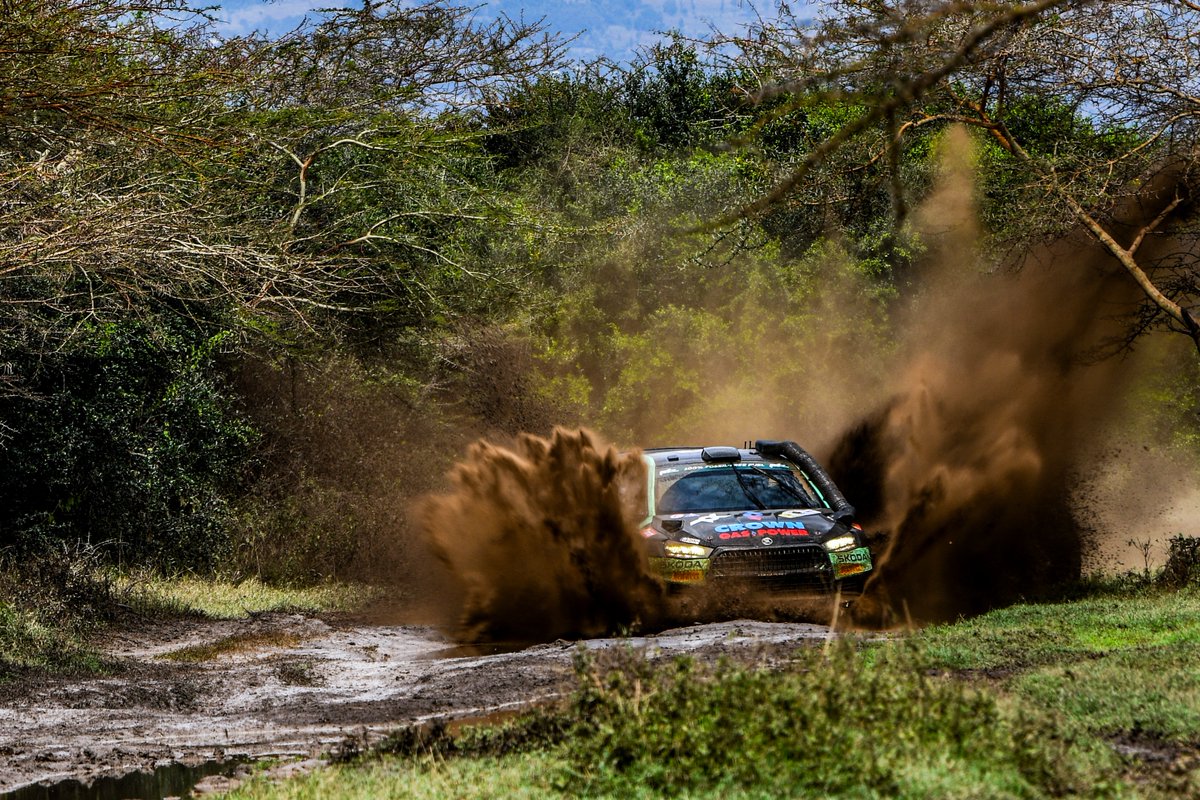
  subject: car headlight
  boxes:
[663,541,712,559]
[823,535,857,553]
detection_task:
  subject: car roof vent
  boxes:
[700,446,741,463]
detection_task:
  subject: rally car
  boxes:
[639,440,872,594]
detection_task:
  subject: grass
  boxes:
[0,601,107,678]
[161,632,305,662]
[227,755,559,800]
[215,585,1200,800]
[123,575,372,619]
[1,565,372,681]
[916,588,1200,747]
[916,588,1200,671]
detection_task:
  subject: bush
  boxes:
[555,641,1119,798]
[0,544,115,679]
[0,320,255,571]
[1159,535,1200,589]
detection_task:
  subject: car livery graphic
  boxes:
[640,440,873,593]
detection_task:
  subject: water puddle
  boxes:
[424,641,533,659]
[1,758,244,800]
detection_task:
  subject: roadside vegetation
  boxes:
[2,0,1200,758]
[122,576,371,620]
[220,557,1200,799]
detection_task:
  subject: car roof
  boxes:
[644,446,773,466]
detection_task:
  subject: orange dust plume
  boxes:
[830,133,1190,625]
[418,427,664,643]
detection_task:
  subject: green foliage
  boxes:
[622,37,748,153]
[0,545,115,680]
[1142,348,1200,455]
[557,642,1117,798]
[0,321,255,569]
[1160,536,1200,589]
[484,69,634,174]
[565,238,893,444]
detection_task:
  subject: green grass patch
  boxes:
[123,576,372,619]
[226,754,558,800]
[0,601,106,679]
[161,631,305,663]
[1012,642,1200,742]
[912,590,1200,750]
[217,640,1127,800]
[915,588,1200,671]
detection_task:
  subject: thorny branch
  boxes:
[0,0,563,371]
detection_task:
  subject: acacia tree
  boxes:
[933,0,1200,350]
[708,0,1200,351]
[0,0,564,563]
[0,0,564,363]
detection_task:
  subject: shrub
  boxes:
[1159,534,1200,589]
[556,641,1118,798]
[0,320,255,571]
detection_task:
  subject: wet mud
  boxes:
[419,428,663,643]
[0,613,833,794]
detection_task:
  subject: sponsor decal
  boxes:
[651,558,710,575]
[641,527,659,538]
[760,537,774,545]
[830,548,871,577]
[693,513,728,524]
[659,468,679,475]
[718,529,809,540]
[779,509,818,519]
[680,536,702,545]
[714,521,808,535]
[829,547,871,565]
[742,512,764,522]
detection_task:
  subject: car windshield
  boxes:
[655,463,826,514]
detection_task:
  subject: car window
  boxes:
[655,463,824,514]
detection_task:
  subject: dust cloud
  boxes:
[829,127,1190,624]
[415,126,1192,637]
[418,427,664,643]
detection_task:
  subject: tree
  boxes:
[0,0,565,565]
[0,0,565,362]
[707,0,1200,351]
[931,0,1200,350]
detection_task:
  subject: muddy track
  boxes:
[0,614,833,792]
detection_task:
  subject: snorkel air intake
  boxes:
[755,439,856,522]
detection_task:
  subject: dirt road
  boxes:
[0,613,833,793]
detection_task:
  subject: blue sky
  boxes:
[215,0,800,63]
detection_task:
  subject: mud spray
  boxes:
[419,428,663,643]
[420,127,1192,640]
[831,128,1192,625]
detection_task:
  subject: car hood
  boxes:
[649,508,847,548]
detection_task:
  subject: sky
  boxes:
[215,0,798,63]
